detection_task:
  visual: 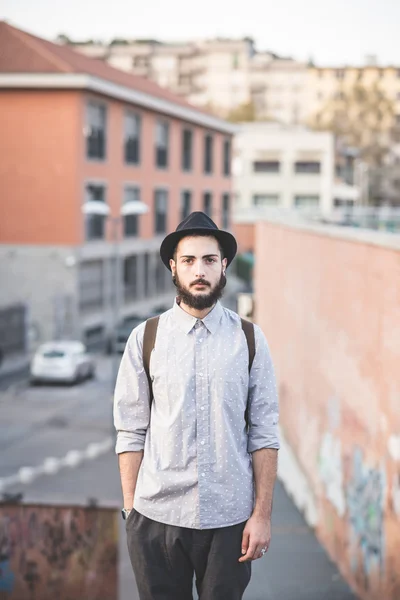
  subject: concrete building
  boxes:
[0,22,234,351]
[232,122,334,251]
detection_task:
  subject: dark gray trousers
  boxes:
[126,509,251,600]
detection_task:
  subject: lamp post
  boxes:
[81,199,149,397]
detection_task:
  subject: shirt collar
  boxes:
[172,298,223,335]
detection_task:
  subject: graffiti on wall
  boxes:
[318,432,346,517]
[346,447,386,576]
[0,503,118,600]
[318,397,346,517]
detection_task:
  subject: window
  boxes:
[336,69,345,80]
[232,53,239,70]
[182,129,193,171]
[79,260,104,311]
[85,184,106,240]
[294,195,320,208]
[124,255,138,301]
[143,252,150,297]
[154,189,168,233]
[86,102,106,160]
[204,134,213,174]
[124,113,141,164]
[252,194,280,206]
[181,190,192,220]
[253,161,280,173]
[155,259,165,293]
[203,192,212,217]
[294,161,321,174]
[123,187,140,237]
[222,193,230,229]
[155,121,169,168]
[223,139,231,176]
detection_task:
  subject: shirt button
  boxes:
[198,373,203,378]
[202,473,205,477]
[201,440,205,445]
[200,406,205,411]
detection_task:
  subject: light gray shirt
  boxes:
[114,299,280,529]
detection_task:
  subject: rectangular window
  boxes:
[253,161,280,173]
[123,187,140,237]
[86,102,106,160]
[182,129,193,171]
[181,190,192,220]
[294,195,320,208]
[79,260,104,311]
[143,252,150,297]
[124,255,138,301]
[203,192,212,217]
[294,161,321,174]
[155,120,169,168]
[223,139,231,176]
[204,134,213,174]
[222,193,230,229]
[124,113,141,164]
[155,258,165,293]
[252,194,280,206]
[85,184,106,240]
[154,189,168,234]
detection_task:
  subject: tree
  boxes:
[310,83,395,167]
[227,100,257,123]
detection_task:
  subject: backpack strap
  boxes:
[143,316,160,406]
[241,318,256,430]
[240,318,255,374]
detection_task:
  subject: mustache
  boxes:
[191,279,210,287]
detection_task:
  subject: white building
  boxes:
[232,122,335,220]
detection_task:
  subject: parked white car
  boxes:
[30,341,95,385]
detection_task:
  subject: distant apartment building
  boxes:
[65,36,308,124]
[0,22,234,349]
[232,123,334,251]
[307,62,400,129]
[68,37,400,132]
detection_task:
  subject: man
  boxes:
[114,212,279,600]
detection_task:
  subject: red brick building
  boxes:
[0,22,235,347]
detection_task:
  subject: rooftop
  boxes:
[0,21,234,134]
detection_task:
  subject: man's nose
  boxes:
[194,261,205,278]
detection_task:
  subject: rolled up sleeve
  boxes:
[247,325,280,453]
[113,322,151,454]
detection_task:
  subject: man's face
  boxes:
[170,236,228,310]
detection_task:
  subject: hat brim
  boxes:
[160,227,237,271]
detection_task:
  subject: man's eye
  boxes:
[206,258,216,263]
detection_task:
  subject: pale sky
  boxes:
[1,0,399,66]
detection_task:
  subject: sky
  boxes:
[1,0,399,66]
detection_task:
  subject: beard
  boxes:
[173,271,227,310]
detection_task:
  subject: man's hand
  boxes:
[238,515,271,562]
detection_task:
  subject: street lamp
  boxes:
[81,199,149,391]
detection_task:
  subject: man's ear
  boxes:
[170,258,176,274]
[222,258,228,272]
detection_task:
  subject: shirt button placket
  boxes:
[196,321,209,526]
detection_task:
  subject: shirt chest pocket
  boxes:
[212,369,248,408]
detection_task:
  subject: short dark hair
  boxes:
[172,232,225,264]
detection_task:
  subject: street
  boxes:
[0,353,356,600]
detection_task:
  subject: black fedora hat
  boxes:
[160,211,237,271]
